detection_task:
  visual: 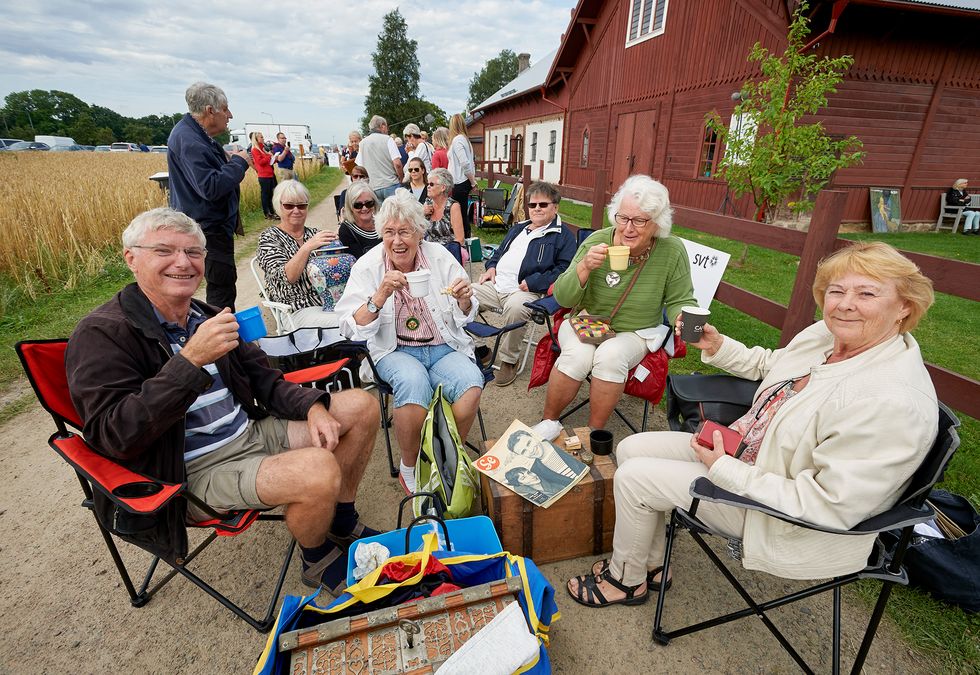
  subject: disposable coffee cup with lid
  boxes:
[679,306,711,343]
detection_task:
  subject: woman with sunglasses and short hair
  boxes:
[401,157,428,203]
[257,180,353,328]
[338,182,382,259]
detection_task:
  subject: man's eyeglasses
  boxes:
[614,213,652,229]
[131,245,207,260]
[528,201,552,209]
[353,200,376,210]
[281,203,309,211]
[407,167,421,173]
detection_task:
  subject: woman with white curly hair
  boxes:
[531,175,697,441]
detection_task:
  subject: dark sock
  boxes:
[330,502,358,538]
[300,537,338,565]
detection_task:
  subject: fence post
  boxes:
[521,164,533,221]
[779,190,847,347]
[590,169,607,231]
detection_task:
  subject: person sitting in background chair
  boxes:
[947,178,979,234]
[423,168,466,252]
[67,206,380,597]
[473,181,576,387]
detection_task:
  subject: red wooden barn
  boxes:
[472,0,980,224]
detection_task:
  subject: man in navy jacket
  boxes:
[473,181,576,386]
[167,82,252,309]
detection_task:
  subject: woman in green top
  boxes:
[532,175,697,441]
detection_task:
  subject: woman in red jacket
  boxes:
[250,131,278,220]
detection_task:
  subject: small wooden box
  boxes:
[280,577,523,674]
[481,428,616,564]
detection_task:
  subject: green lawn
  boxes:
[470,196,980,672]
[0,167,343,423]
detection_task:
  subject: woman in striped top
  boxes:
[338,181,383,259]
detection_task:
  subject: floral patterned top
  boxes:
[424,196,458,244]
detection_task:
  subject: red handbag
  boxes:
[528,308,569,390]
[623,334,687,404]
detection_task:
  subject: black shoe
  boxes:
[475,345,493,368]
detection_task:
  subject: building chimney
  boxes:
[517,53,531,74]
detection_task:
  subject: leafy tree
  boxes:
[707,3,864,222]
[467,49,518,111]
[361,9,421,131]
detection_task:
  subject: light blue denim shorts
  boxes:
[375,344,484,408]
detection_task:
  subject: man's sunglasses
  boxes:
[281,203,309,211]
[353,200,376,210]
[528,201,553,209]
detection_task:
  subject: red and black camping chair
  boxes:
[14,339,347,632]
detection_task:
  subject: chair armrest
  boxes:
[688,477,934,536]
[524,295,561,323]
[465,320,526,339]
[50,434,183,515]
[282,358,351,385]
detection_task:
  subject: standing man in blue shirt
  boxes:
[167,82,252,310]
[272,132,296,181]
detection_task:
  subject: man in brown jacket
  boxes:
[66,207,379,595]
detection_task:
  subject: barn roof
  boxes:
[471,49,559,113]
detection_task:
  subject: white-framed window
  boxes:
[580,128,590,168]
[725,112,757,166]
[625,0,669,47]
[504,134,509,159]
[494,135,499,158]
[548,130,557,163]
[530,132,538,162]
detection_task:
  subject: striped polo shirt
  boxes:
[156,308,249,462]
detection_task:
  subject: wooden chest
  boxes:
[279,577,523,674]
[481,428,617,564]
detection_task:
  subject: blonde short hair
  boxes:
[812,241,934,332]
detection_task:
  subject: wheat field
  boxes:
[0,151,267,297]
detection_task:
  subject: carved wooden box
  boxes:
[279,577,523,674]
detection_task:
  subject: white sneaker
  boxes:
[531,419,564,442]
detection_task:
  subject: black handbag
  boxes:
[883,489,980,613]
[664,374,761,433]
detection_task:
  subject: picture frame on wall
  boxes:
[870,187,901,233]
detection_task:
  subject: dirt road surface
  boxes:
[0,187,931,673]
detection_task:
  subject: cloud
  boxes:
[0,0,573,143]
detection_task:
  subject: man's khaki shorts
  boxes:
[184,417,289,522]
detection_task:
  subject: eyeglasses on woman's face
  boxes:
[281,203,308,211]
[352,174,367,180]
[614,213,652,229]
[408,167,422,173]
[353,200,376,210]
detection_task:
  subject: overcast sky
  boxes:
[0,0,575,146]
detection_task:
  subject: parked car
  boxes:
[3,141,50,151]
[149,145,168,153]
[81,145,96,151]
[49,144,85,152]
[110,142,141,152]
[0,138,26,149]
[94,145,111,152]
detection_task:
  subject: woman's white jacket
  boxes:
[703,321,938,579]
[336,240,479,364]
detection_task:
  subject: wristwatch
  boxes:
[366,298,380,314]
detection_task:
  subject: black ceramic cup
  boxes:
[590,429,613,456]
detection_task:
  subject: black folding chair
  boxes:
[651,397,961,674]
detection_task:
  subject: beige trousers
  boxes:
[610,431,747,586]
[471,283,540,364]
[555,319,648,383]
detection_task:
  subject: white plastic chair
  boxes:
[249,256,296,334]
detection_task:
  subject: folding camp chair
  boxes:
[249,256,296,334]
[14,339,353,631]
[651,380,961,675]
[478,183,522,230]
